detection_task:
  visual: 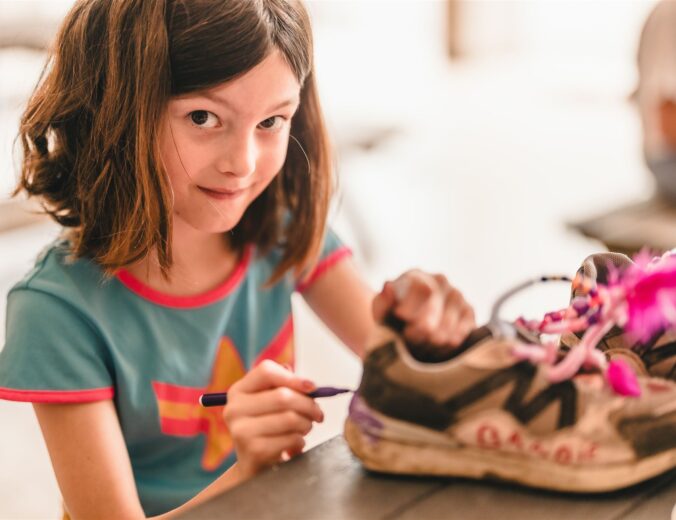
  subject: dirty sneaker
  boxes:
[560,252,676,381]
[344,275,676,493]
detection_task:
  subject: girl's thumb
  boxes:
[372,281,397,323]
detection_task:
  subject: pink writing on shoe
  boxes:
[474,422,598,465]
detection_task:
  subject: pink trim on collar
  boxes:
[0,386,114,403]
[117,245,253,309]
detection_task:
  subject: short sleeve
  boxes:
[295,227,352,292]
[0,288,114,403]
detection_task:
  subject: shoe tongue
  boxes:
[404,326,493,363]
[575,252,633,297]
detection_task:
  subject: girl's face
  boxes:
[160,50,301,235]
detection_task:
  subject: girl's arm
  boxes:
[300,256,377,358]
[33,400,240,519]
[33,362,323,519]
[301,257,476,358]
[34,401,146,519]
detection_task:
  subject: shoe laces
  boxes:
[488,251,676,397]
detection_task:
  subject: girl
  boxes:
[0,1,475,518]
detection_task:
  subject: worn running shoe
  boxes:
[344,276,676,493]
[560,252,676,381]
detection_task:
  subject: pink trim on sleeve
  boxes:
[296,247,352,293]
[0,386,114,403]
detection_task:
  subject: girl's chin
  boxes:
[179,216,242,235]
[202,222,239,234]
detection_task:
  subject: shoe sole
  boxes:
[344,418,676,493]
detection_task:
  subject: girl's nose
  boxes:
[217,132,256,178]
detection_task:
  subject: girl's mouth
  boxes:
[197,186,246,200]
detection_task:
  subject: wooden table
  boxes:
[180,435,676,520]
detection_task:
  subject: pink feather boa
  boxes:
[611,250,676,343]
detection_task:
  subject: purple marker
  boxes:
[199,386,353,407]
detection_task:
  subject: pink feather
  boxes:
[606,359,641,397]
[616,251,676,342]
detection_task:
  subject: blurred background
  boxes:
[0,0,666,517]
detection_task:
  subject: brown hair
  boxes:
[17,0,332,284]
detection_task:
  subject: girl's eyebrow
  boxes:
[196,91,300,113]
[265,97,300,112]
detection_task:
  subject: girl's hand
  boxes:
[372,270,476,347]
[223,360,324,479]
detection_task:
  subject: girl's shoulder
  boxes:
[1,240,116,403]
[10,239,110,308]
[251,227,352,292]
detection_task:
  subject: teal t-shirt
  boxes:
[0,230,350,515]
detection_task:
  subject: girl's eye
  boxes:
[189,110,219,128]
[258,116,284,131]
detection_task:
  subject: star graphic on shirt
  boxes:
[152,337,244,470]
[153,317,295,471]
[200,337,246,470]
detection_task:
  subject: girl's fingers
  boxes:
[430,294,476,346]
[374,271,434,324]
[374,270,476,347]
[241,433,306,468]
[402,291,444,331]
[230,411,314,440]
[225,365,322,477]
[375,271,442,327]
[284,444,305,459]
[398,274,452,341]
[451,306,476,345]
[226,387,324,423]
[430,289,464,343]
[390,271,435,319]
[231,359,315,395]
[372,281,398,323]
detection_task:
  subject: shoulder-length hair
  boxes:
[17,0,332,284]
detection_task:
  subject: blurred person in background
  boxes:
[637,0,676,203]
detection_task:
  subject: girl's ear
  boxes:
[658,99,676,149]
